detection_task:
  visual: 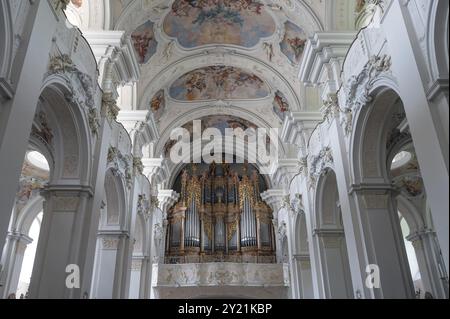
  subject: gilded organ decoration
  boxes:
[165,162,275,264]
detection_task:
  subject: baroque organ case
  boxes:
[165,162,276,264]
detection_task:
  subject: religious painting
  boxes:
[163,0,276,48]
[131,20,158,64]
[163,115,259,157]
[169,66,269,101]
[273,91,289,121]
[280,21,307,64]
[150,90,165,121]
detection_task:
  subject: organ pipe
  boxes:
[166,162,275,263]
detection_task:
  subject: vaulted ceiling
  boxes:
[65,0,358,158]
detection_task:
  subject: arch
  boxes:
[155,105,286,160]
[350,86,403,182]
[293,212,309,255]
[15,196,44,237]
[314,169,353,299]
[0,0,13,98]
[138,53,303,113]
[396,194,425,236]
[167,151,274,191]
[38,77,92,184]
[315,169,342,228]
[133,214,145,255]
[101,168,127,227]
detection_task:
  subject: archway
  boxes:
[349,86,446,298]
[91,169,128,299]
[389,141,449,298]
[26,80,94,299]
[293,212,314,299]
[314,169,353,299]
[0,144,50,298]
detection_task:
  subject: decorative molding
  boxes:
[154,263,289,288]
[102,92,120,121]
[133,156,144,175]
[101,237,120,249]
[308,146,333,189]
[345,54,392,112]
[137,194,151,220]
[107,146,133,188]
[131,259,142,271]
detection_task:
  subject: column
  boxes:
[0,233,33,298]
[314,230,353,299]
[91,231,130,299]
[129,256,143,299]
[383,1,449,272]
[293,254,314,299]
[407,230,449,299]
[0,0,56,260]
[350,189,416,298]
[29,187,93,299]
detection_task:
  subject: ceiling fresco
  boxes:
[150,90,166,122]
[163,115,259,157]
[273,90,290,121]
[169,66,270,101]
[163,0,276,48]
[131,20,158,64]
[280,21,308,64]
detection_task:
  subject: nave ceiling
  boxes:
[64,0,357,160]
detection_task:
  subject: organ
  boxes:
[165,162,276,263]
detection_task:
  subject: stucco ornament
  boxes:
[137,194,151,219]
[308,147,333,190]
[107,146,133,188]
[345,54,392,112]
[102,93,120,121]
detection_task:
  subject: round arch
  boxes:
[38,76,93,184]
[155,105,286,159]
[101,168,128,227]
[349,84,403,183]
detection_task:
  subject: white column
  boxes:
[314,230,353,299]
[0,0,56,261]
[91,231,129,299]
[293,254,314,299]
[327,119,367,297]
[383,1,449,272]
[0,233,33,298]
[350,189,416,298]
[29,187,93,299]
[408,230,449,299]
[129,257,143,299]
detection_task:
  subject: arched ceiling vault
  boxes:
[114,1,327,134]
[65,0,359,161]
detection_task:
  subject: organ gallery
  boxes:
[165,162,276,263]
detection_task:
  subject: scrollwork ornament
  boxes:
[102,92,120,121]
